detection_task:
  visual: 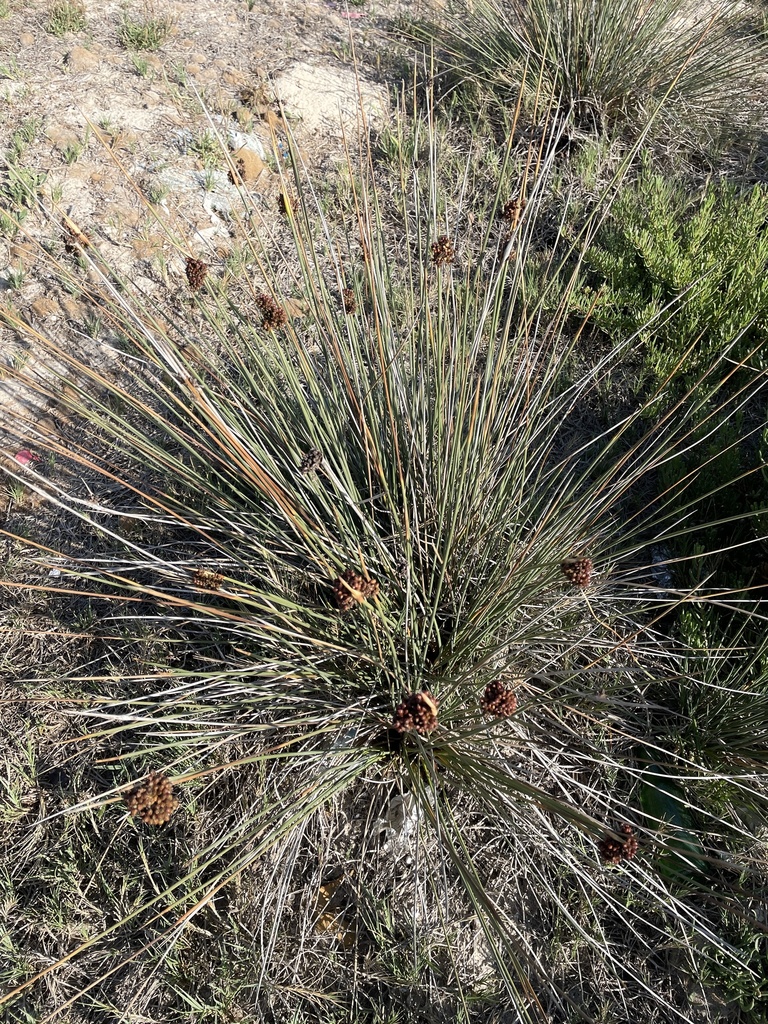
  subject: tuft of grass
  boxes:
[145,179,170,205]
[61,140,83,164]
[190,128,222,168]
[8,116,43,162]
[0,147,46,238]
[0,56,21,78]
[426,0,765,144]
[129,52,150,76]
[46,0,86,36]
[5,263,25,289]
[1,85,767,1023]
[698,908,768,1013]
[118,5,175,51]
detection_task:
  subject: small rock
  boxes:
[104,203,141,229]
[35,415,60,437]
[222,68,248,88]
[47,126,82,153]
[203,189,233,221]
[89,169,119,193]
[65,45,99,72]
[264,109,285,132]
[59,295,86,320]
[131,235,163,260]
[30,295,60,320]
[63,163,91,181]
[171,128,194,153]
[227,128,266,159]
[9,242,36,266]
[229,146,266,183]
[19,32,35,46]
[140,90,162,109]
[234,106,253,128]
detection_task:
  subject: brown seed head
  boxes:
[185,257,209,291]
[360,576,380,599]
[560,556,593,588]
[278,190,295,216]
[332,569,379,612]
[392,691,439,735]
[191,568,224,590]
[229,157,244,184]
[480,678,517,717]
[256,292,288,330]
[299,448,324,475]
[341,287,357,314]
[501,197,527,224]
[430,235,455,266]
[598,823,638,864]
[125,771,178,826]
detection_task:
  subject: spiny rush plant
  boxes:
[1,94,768,1021]
[425,0,763,143]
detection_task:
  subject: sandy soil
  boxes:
[0,0,404,435]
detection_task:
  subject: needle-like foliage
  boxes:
[424,0,764,144]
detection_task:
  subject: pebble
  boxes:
[65,45,100,72]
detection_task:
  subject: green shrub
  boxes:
[698,911,768,1014]
[569,167,768,383]
[565,167,768,619]
[1,100,767,1021]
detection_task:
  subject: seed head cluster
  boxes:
[598,823,638,864]
[125,771,178,826]
[341,287,357,314]
[185,256,209,291]
[332,569,380,612]
[299,447,324,475]
[191,568,224,590]
[229,156,247,184]
[256,292,288,330]
[430,235,455,266]
[392,691,439,734]
[501,196,527,223]
[480,679,517,717]
[560,556,593,587]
